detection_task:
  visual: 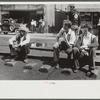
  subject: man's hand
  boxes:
[80,46,89,49]
[80,49,89,57]
[53,42,60,48]
[12,44,20,48]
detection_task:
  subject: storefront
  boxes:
[1,4,44,31]
[53,4,100,34]
[0,4,100,34]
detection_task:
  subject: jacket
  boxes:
[75,33,98,49]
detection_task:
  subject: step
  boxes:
[0,45,100,63]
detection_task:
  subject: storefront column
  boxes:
[44,4,55,33]
[44,5,49,33]
[0,6,2,23]
[97,17,100,49]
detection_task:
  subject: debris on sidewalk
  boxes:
[24,62,37,70]
[39,65,51,73]
[5,61,17,67]
[61,68,72,75]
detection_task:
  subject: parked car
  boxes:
[1,18,20,34]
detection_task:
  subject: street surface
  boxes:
[0,32,99,80]
[0,55,100,80]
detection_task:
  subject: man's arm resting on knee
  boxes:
[19,34,30,47]
[9,36,16,46]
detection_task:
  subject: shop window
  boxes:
[93,12,99,29]
[80,12,92,25]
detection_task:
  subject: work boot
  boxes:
[11,56,19,62]
[23,59,28,63]
[55,64,60,69]
[73,69,78,73]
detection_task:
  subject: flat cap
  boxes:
[71,25,79,30]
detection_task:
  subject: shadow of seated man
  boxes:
[9,26,31,63]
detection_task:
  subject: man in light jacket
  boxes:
[9,26,30,63]
[53,20,79,72]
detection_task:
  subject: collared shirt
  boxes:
[57,28,76,45]
[31,21,36,26]
[9,34,30,46]
[82,32,96,46]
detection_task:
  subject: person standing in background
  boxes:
[97,18,100,49]
[66,4,80,26]
[41,19,45,33]
[31,19,36,33]
[38,17,43,33]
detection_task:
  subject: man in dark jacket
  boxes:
[67,4,80,26]
[73,24,98,74]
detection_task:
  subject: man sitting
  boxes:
[73,24,98,75]
[53,20,79,72]
[9,26,30,63]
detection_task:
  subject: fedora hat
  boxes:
[18,26,30,33]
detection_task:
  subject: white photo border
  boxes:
[0,1,100,99]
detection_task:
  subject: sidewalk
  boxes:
[0,33,100,80]
[0,33,100,64]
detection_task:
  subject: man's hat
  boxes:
[71,25,79,30]
[18,26,30,33]
[69,4,75,8]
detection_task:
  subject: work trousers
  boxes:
[73,47,96,70]
[53,41,79,70]
[9,43,30,60]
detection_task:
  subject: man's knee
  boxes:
[90,48,96,52]
[73,47,79,54]
[53,42,59,49]
[22,43,30,49]
[89,48,96,57]
[9,44,12,49]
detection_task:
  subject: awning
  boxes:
[1,4,44,11]
[77,8,100,12]
[1,11,9,15]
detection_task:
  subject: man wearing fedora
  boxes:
[9,26,30,63]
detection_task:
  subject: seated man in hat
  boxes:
[52,20,79,72]
[9,26,30,63]
[73,24,98,75]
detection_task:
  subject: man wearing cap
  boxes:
[9,26,30,63]
[53,20,79,72]
[67,4,80,26]
[73,24,98,75]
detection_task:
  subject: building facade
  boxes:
[0,4,100,34]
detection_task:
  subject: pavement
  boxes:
[0,55,99,80]
[0,32,100,80]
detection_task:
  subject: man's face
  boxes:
[63,24,69,33]
[20,30,25,36]
[81,28,88,35]
[70,6,74,12]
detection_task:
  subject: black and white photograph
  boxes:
[0,2,100,80]
[0,1,100,99]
